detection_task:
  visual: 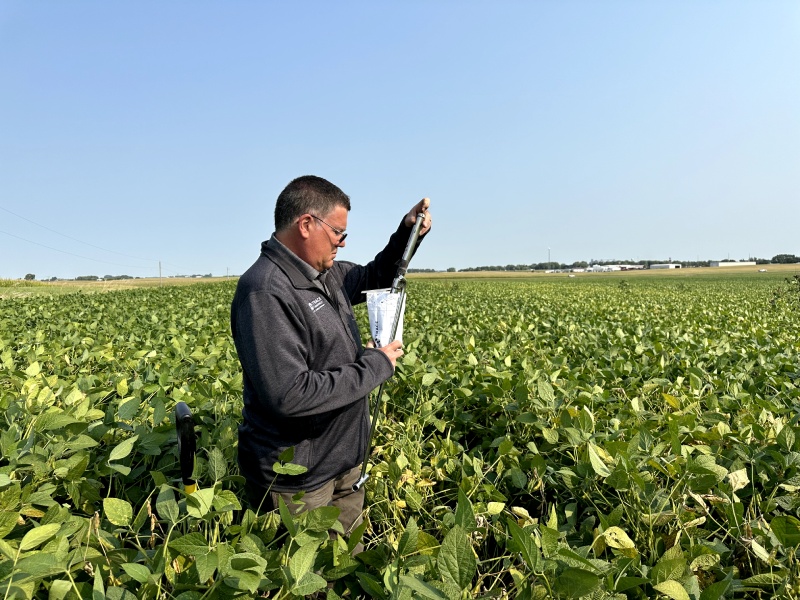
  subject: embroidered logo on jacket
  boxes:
[308,297,326,313]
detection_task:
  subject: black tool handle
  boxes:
[175,402,197,493]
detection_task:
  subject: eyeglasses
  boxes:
[310,215,347,243]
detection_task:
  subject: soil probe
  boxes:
[353,212,426,492]
[175,401,197,494]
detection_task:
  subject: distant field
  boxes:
[412,263,800,282]
[3,266,800,298]
[0,276,230,298]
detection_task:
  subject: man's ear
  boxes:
[297,214,314,240]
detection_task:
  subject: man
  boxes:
[231,175,431,537]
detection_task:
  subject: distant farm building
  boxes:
[650,263,681,269]
[710,261,756,267]
[590,265,621,272]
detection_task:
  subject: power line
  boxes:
[0,205,205,274]
[0,229,155,271]
[0,204,156,262]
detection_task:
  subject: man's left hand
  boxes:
[404,198,432,236]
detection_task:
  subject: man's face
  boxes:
[309,205,348,272]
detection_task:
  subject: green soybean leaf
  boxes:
[93,567,105,599]
[34,412,79,432]
[771,515,800,547]
[651,557,687,584]
[106,587,137,600]
[699,577,732,600]
[741,573,784,589]
[301,505,342,533]
[117,397,139,421]
[19,523,60,551]
[437,525,476,590]
[223,569,261,593]
[273,461,307,475]
[194,551,217,583]
[554,568,600,598]
[278,496,297,537]
[48,580,72,600]
[0,511,18,539]
[156,486,179,525]
[14,551,65,578]
[186,488,215,518]
[398,517,419,557]
[170,532,210,556]
[777,426,796,452]
[212,489,242,513]
[399,575,448,599]
[229,552,267,572]
[507,519,540,571]
[507,467,528,489]
[108,463,131,476]
[357,572,387,600]
[121,563,151,584]
[291,571,327,596]
[455,489,476,532]
[108,435,138,462]
[152,397,166,426]
[421,372,437,386]
[615,577,649,593]
[207,447,227,482]
[289,542,319,582]
[538,380,554,404]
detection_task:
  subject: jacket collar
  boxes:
[261,236,322,290]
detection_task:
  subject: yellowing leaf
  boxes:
[727,468,750,493]
[487,502,505,516]
[588,443,612,478]
[601,526,638,558]
[104,498,133,527]
[25,361,41,377]
[653,580,690,600]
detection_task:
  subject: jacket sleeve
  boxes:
[233,289,395,419]
[341,219,426,305]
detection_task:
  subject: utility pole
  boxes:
[159,261,162,288]
[548,247,551,266]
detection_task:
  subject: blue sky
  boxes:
[1,2,798,279]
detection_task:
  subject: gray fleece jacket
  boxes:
[231,220,418,493]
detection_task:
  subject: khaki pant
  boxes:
[247,466,366,552]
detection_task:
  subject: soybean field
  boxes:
[1,272,800,599]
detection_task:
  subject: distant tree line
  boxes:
[75,274,134,281]
[455,254,799,272]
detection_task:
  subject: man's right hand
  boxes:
[377,340,404,369]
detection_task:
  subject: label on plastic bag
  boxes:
[365,289,405,348]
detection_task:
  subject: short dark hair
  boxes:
[274,175,351,232]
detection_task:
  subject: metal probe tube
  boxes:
[352,213,426,492]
